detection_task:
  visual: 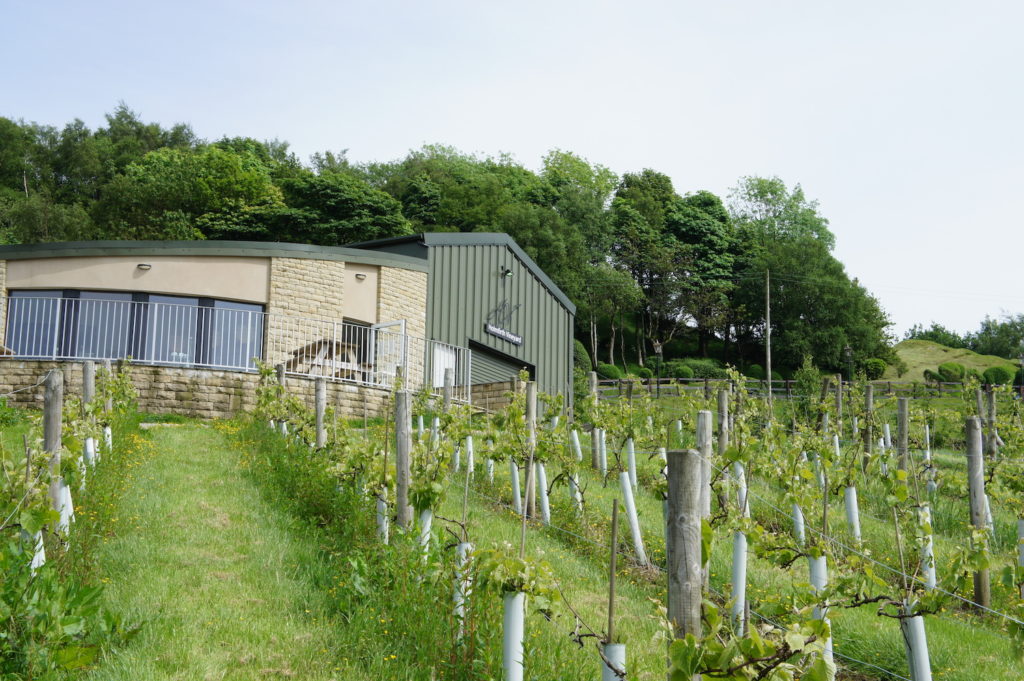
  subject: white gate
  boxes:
[370,319,406,387]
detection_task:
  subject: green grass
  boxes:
[530,430,1024,681]
[886,339,1017,381]
[74,414,1023,681]
[85,425,352,680]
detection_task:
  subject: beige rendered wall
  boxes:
[343,263,379,324]
[5,256,271,303]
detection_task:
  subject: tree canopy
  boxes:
[0,105,897,376]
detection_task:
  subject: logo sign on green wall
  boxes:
[485,300,523,346]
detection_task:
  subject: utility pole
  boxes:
[765,268,773,421]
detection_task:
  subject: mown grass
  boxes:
[85,424,356,680]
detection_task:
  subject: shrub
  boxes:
[923,368,942,383]
[596,362,622,379]
[937,362,966,382]
[982,365,1015,385]
[633,367,654,379]
[664,361,694,379]
[745,364,765,380]
[863,358,887,380]
[681,358,728,379]
[573,339,592,372]
[793,356,821,424]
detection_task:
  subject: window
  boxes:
[4,290,264,369]
[6,291,61,358]
[147,295,199,364]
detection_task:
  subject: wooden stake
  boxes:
[966,416,991,609]
[395,390,413,530]
[443,367,454,411]
[862,384,874,473]
[666,448,703,641]
[897,397,909,471]
[525,382,537,518]
[44,369,64,515]
[315,377,327,449]
[82,360,95,406]
[716,390,729,457]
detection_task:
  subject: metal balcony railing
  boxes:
[1,296,470,401]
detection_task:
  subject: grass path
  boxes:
[87,425,346,681]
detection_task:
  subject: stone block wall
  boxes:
[471,380,515,412]
[264,258,346,367]
[0,360,389,421]
[378,267,428,389]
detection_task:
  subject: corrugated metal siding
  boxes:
[471,348,523,385]
[426,243,573,401]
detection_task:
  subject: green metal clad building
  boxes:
[349,233,576,402]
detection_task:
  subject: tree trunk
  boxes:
[589,317,598,370]
[609,320,616,366]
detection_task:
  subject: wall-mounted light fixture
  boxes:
[137,263,152,271]
[355,273,367,281]
[500,266,514,279]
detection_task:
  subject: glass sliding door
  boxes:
[146,296,199,365]
[75,291,134,360]
[5,291,62,358]
[199,300,263,369]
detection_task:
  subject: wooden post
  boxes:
[591,427,601,470]
[966,416,991,609]
[315,377,327,449]
[589,371,598,397]
[817,376,832,432]
[44,369,64,514]
[102,359,113,412]
[862,384,874,473]
[696,411,712,521]
[666,448,703,644]
[82,360,95,405]
[525,381,537,518]
[395,390,413,530]
[443,367,454,411]
[897,397,909,471]
[276,363,286,388]
[703,377,710,401]
[834,374,843,435]
[716,389,729,457]
[985,388,998,459]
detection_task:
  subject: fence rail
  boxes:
[1,296,470,401]
[595,375,1022,400]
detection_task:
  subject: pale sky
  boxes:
[4,0,1022,339]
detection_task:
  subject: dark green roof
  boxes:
[346,233,576,314]
[0,240,428,272]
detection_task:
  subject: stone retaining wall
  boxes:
[0,360,388,421]
[471,380,515,411]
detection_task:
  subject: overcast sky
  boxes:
[5,0,1022,338]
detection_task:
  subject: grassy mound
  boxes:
[885,339,1018,380]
